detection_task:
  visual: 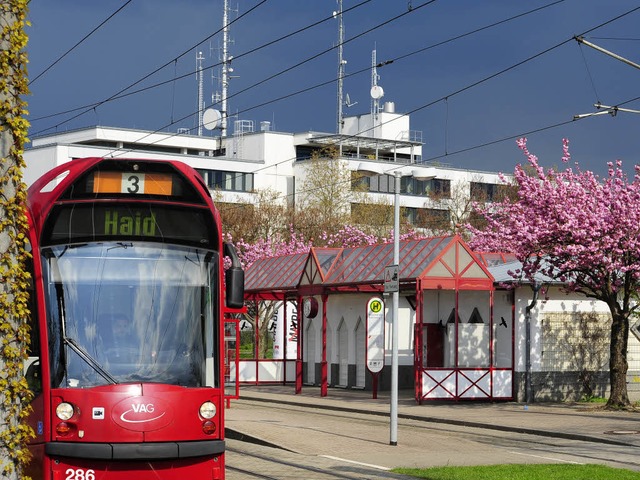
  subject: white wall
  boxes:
[511,286,611,373]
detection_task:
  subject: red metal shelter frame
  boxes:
[243,235,514,402]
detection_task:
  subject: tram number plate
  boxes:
[65,468,96,480]
[93,172,173,195]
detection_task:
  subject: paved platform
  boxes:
[226,384,640,450]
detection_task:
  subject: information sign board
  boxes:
[384,265,399,293]
[366,297,385,373]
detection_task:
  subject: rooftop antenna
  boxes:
[370,47,384,137]
[335,0,345,137]
[196,51,205,136]
[221,0,237,138]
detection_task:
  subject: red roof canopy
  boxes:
[244,235,494,300]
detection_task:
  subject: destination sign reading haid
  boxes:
[104,210,157,236]
[45,204,213,247]
[93,171,173,195]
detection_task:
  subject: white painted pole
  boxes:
[390,171,400,446]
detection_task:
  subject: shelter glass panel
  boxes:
[442,247,456,273]
[427,260,454,278]
[458,247,473,271]
[462,263,490,279]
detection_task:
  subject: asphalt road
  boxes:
[225,400,640,479]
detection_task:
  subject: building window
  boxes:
[196,169,254,192]
[470,182,510,202]
[352,173,450,198]
[405,207,451,229]
[402,177,450,198]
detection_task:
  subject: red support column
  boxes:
[321,294,328,397]
[283,300,288,385]
[415,281,423,404]
[296,296,303,394]
[254,301,260,386]
[489,289,494,397]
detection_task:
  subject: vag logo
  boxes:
[131,403,155,413]
[112,396,173,430]
[121,402,165,423]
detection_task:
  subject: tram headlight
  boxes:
[199,401,217,419]
[56,402,74,421]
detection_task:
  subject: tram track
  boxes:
[226,399,640,476]
[226,444,410,480]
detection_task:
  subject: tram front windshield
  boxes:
[42,242,219,389]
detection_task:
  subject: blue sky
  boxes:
[26,1,640,176]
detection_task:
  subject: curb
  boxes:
[237,395,636,448]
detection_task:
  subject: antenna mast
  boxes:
[197,51,205,136]
[336,0,344,135]
[370,47,384,138]
[371,48,379,120]
[221,0,231,138]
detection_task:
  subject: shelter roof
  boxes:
[475,252,517,267]
[487,259,564,286]
[322,236,454,286]
[475,251,564,285]
[244,252,308,298]
[244,235,495,298]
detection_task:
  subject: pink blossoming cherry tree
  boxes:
[469,138,640,408]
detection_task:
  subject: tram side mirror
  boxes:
[25,359,42,397]
[223,242,245,309]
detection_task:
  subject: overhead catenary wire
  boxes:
[28,0,133,86]
[66,0,637,224]
[213,1,640,217]
[109,1,638,171]
[29,0,374,131]
[29,0,427,128]
[66,0,567,160]
[29,0,271,135]
[31,0,565,126]
[28,3,640,209]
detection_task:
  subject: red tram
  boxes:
[23,157,244,479]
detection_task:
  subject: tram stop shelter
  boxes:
[241,235,514,402]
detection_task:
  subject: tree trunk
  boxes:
[607,311,630,408]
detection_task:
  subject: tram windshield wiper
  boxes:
[64,337,118,385]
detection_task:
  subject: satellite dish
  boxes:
[370,85,384,100]
[202,108,221,130]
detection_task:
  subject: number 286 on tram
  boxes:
[23,157,244,480]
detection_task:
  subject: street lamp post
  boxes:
[390,170,400,446]
[352,162,436,447]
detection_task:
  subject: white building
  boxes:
[24,107,507,233]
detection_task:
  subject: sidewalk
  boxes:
[226,384,640,450]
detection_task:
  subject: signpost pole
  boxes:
[390,171,400,446]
